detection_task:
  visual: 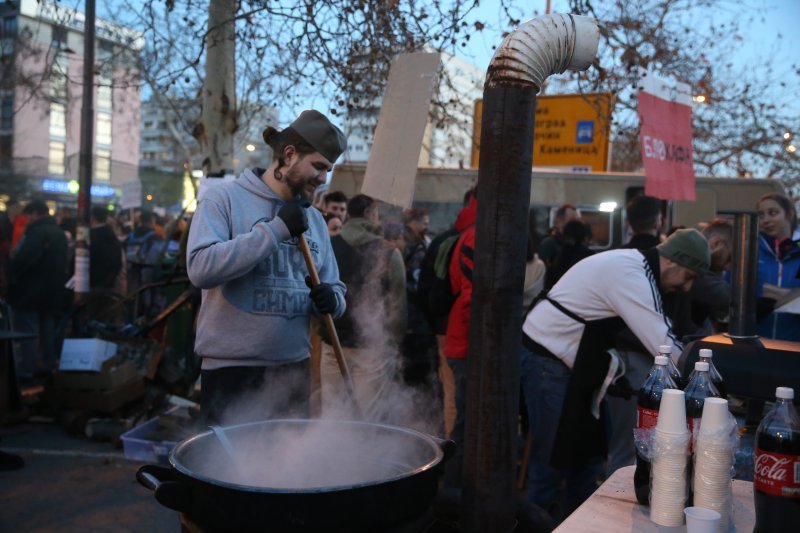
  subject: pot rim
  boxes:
[168,418,444,494]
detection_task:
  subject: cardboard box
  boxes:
[49,376,144,413]
[52,357,139,390]
[59,339,118,372]
[50,355,144,412]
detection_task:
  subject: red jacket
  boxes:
[444,198,477,359]
[12,214,27,247]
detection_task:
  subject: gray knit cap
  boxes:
[657,228,711,276]
[263,110,347,164]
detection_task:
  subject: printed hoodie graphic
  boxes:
[187,168,345,368]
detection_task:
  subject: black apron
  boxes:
[526,247,662,470]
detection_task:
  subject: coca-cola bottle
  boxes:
[634,355,678,505]
[685,361,721,440]
[658,344,685,389]
[686,348,726,398]
[754,387,800,533]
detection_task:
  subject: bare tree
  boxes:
[120,0,799,200]
[120,0,487,176]
[557,0,800,198]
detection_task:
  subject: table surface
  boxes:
[555,465,755,532]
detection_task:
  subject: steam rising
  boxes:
[177,420,441,490]
[196,235,445,489]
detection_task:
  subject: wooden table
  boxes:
[555,465,755,532]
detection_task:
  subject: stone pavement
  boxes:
[0,419,177,532]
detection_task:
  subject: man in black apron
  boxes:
[520,229,710,520]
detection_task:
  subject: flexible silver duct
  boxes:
[486,13,600,89]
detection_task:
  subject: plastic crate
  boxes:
[121,411,180,464]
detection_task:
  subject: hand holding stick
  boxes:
[298,235,361,415]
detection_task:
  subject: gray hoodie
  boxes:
[187,168,346,369]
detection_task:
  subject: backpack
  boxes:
[125,230,158,267]
[427,233,460,320]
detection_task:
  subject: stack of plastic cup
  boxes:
[650,389,691,527]
[693,397,735,531]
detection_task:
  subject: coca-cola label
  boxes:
[754,448,800,498]
[637,406,659,429]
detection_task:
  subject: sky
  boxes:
[462,1,800,73]
[84,0,799,124]
[298,0,800,123]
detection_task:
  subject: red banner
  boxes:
[638,91,695,201]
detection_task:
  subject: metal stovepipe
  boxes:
[461,13,599,532]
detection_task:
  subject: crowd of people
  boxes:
[0,201,190,383]
[2,108,799,523]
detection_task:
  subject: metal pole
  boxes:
[460,86,536,533]
[728,212,759,338]
[74,0,96,297]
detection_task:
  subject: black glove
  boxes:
[277,197,310,237]
[305,275,338,315]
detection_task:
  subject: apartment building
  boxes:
[0,0,142,206]
[343,51,483,169]
[140,99,278,175]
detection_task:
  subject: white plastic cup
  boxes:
[656,389,688,434]
[684,507,721,533]
[698,398,730,436]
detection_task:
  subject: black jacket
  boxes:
[90,224,122,290]
[9,216,68,311]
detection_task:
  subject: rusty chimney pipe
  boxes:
[461,13,599,533]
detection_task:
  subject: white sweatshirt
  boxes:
[522,248,682,368]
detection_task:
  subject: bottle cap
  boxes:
[655,355,669,366]
[658,344,671,354]
[698,348,713,358]
[695,361,709,372]
[776,387,795,400]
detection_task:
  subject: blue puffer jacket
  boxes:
[756,233,800,341]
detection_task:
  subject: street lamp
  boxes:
[692,95,707,103]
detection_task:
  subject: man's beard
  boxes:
[285,166,310,199]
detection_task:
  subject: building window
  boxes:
[51,25,67,49]
[1,97,12,131]
[143,121,153,129]
[2,16,17,36]
[0,37,13,57]
[98,40,114,62]
[0,135,10,167]
[48,141,65,175]
[51,54,68,101]
[95,148,111,181]
[49,102,66,137]
[96,112,112,146]
[97,83,112,110]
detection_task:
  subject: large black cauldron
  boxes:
[137,419,454,532]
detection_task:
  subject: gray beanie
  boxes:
[657,229,711,276]
[263,110,347,163]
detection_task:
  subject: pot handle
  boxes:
[136,464,193,513]
[430,436,457,463]
[137,464,174,491]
